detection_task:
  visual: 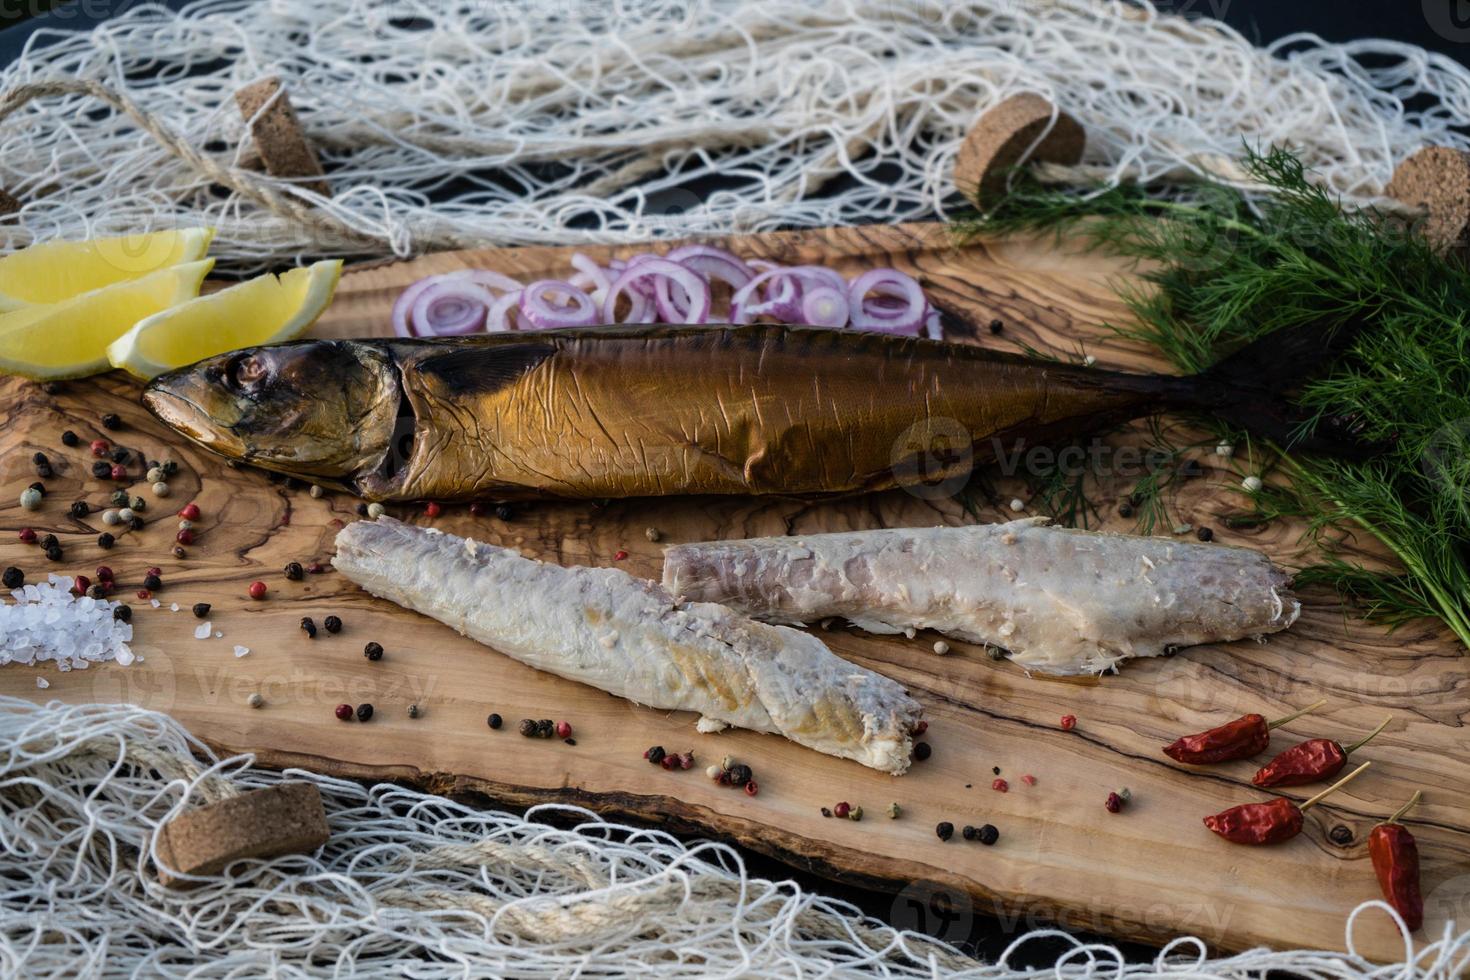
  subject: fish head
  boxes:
[143,341,401,485]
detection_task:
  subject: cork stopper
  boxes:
[155,781,329,887]
[1384,146,1470,254]
[234,76,330,197]
[954,94,1085,206]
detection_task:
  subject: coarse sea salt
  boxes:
[233,645,249,658]
[0,574,134,670]
[194,622,212,640]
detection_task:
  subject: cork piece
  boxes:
[1385,146,1470,254]
[953,94,1085,206]
[155,781,329,887]
[234,76,330,197]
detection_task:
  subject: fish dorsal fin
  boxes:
[411,342,556,396]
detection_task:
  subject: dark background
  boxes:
[0,0,1464,968]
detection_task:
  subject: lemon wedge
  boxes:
[107,259,343,380]
[0,259,214,379]
[0,228,215,312]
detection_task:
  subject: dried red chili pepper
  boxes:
[1204,761,1370,845]
[1164,699,1326,764]
[1253,717,1390,788]
[1370,791,1424,931]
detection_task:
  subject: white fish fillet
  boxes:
[661,518,1300,675]
[333,518,923,773]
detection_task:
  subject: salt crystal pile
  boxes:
[1,574,134,669]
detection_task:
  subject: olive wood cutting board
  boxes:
[1,222,1465,963]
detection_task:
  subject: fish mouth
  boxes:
[141,382,252,460]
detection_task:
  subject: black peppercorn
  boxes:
[109,446,129,464]
[518,718,538,737]
[69,500,89,518]
[31,451,46,465]
[29,481,46,496]
[2,566,22,589]
[101,413,121,431]
[564,737,576,746]
[1196,526,1214,542]
[992,766,1001,775]
[128,516,145,531]
[820,807,832,818]
[494,503,513,521]
[977,824,999,845]
[536,719,555,738]
[364,641,384,661]
[962,825,978,841]
[97,533,114,550]
[61,430,78,447]
[487,713,502,729]
[45,545,63,562]
[1179,458,1203,478]
[323,615,342,634]
[356,703,374,722]
[407,703,420,719]
[727,763,753,787]
[355,502,368,516]
[40,534,58,550]
[1329,824,1354,846]
[112,604,132,623]
[87,584,107,599]
[91,461,111,478]
[935,821,954,841]
[988,318,1003,334]
[161,460,178,476]
[172,546,186,559]
[142,574,162,591]
[913,742,931,761]
[110,489,129,507]
[645,745,666,765]
[192,603,211,618]
[284,561,304,581]
[1118,503,1134,518]
[300,616,317,638]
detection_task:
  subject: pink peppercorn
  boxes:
[136,589,151,600]
[18,528,36,544]
[176,529,195,545]
[425,501,441,517]
[146,567,162,578]
[178,503,200,521]
[248,581,267,600]
[109,463,127,481]
[1022,774,1037,786]
[1105,792,1124,813]
[555,720,572,739]
[745,781,759,797]
[335,703,354,721]
[71,575,90,595]
[660,754,676,770]
[833,801,851,819]
[90,440,109,458]
[1060,714,1077,731]
[469,502,486,516]
[95,566,113,581]
[614,550,628,561]
[992,778,1009,793]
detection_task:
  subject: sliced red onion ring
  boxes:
[450,268,523,293]
[604,258,708,325]
[848,268,927,334]
[664,244,754,291]
[800,286,849,327]
[570,253,612,305]
[519,279,598,329]
[730,268,804,324]
[391,275,439,337]
[408,277,496,337]
[486,289,523,332]
[924,306,942,341]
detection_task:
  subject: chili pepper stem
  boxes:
[1384,790,1424,826]
[1266,698,1328,731]
[1343,716,1393,755]
[1299,761,1371,812]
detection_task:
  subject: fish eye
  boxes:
[225,353,270,393]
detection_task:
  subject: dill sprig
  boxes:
[960,146,1470,648]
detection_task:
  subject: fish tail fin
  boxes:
[1163,318,1377,457]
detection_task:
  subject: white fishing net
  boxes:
[0,0,1466,273]
[2,695,1465,978]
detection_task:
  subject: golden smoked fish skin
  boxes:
[143,325,1178,501]
[332,517,923,773]
[662,518,1300,675]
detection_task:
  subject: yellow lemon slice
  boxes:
[0,259,215,380]
[107,259,343,380]
[0,228,215,312]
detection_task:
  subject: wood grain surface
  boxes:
[1,222,1464,962]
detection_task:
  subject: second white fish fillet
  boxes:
[333,518,923,773]
[661,518,1300,675]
